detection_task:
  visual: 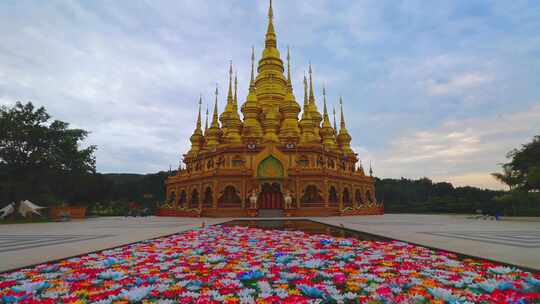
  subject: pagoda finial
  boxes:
[339,95,346,130]
[268,0,273,20]
[308,62,315,104]
[196,95,202,130]
[303,73,309,110]
[333,105,337,134]
[204,99,209,134]
[234,71,238,107]
[287,46,292,85]
[323,85,327,115]
[369,161,373,177]
[227,61,233,103]
[250,46,255,84]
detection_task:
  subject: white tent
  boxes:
[18,200,46,217]
[0,203,15,219]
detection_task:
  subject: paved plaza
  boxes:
[317,214,540,271]
[0,214,539,272]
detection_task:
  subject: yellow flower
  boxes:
[288,289,301,295]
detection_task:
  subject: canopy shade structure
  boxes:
[18,200,46,217]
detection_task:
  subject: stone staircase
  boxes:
[258,209,284,218]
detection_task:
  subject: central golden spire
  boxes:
[265,0,276,49]
[256,0,287,132]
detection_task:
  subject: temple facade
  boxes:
[160,1,382,217]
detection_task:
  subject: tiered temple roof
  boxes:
[186,0,354,159]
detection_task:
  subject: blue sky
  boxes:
[1,1,539,189]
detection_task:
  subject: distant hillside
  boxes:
[101,171,173,202]
[102,173,147,185]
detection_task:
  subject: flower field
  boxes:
[1,225,539,303]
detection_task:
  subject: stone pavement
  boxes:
[0,217,228,272]
[0,214,539,272]
[316,214,540,271]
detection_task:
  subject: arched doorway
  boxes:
[178,190,187,208]
[329,186,338,206]
[258,182,283,209]
[189,189,199,209]
[218,186,242,208]
[202,187,213,208]
[343,188,352,208]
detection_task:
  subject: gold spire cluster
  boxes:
[187,0,355,157]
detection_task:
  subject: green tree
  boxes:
[491,164,518,190]
[491,135,540,191]
[0,102,96,203]
[491,135,540,215]
[505,135,540,191]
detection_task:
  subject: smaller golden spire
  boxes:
[307,63,321,141]
[320,85,337,150]
[227,60,234,104]
[241,47,263,143]
[337,95,353,154]
[321,85,332,128]
[299,73,316,145]
[339,96,346,130]
[188,96,204,154]
[279,46,301,143]
[204,85,221,148]
[211,85,219,128]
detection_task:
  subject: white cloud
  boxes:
[366,103,540,189]
[423,72,493,96]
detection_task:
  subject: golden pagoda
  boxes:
[160,0,382,217]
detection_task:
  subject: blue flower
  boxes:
[319,239,332,245]
[298,284,325,298]
[238,270,264,281]
[526,277,540,287]
[102,257,120,267]
[2,294,27,303]
[275,254,293,264]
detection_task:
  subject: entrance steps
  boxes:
[258,209,284,218]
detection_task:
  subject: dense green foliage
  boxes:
[86,172,170,215]
[489,135,540,215]
[492,135,540,191]
[0,102,96,205]
[375,177,509,214]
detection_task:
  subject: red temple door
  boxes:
[258,182,283,209]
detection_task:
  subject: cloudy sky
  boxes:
[1,1,539,189]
